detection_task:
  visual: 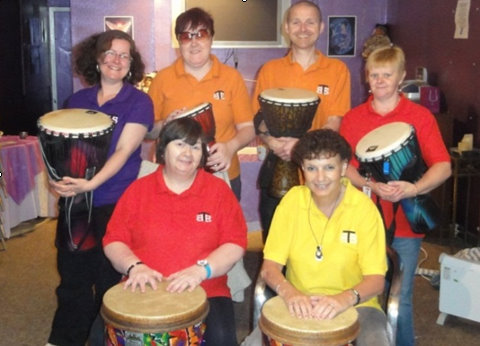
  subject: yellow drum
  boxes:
[101,281,209,345]
[259,296,359,346]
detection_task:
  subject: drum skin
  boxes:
[259,88,319,198]
[260,296,359,346]
[101,281,209,345]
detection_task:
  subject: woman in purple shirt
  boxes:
[46,30,153,346]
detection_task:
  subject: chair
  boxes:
[252,246,403,346]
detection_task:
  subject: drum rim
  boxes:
[355,122,415,161]
[259,297,359,345]
[176,102,212,119]
[101,283,209,333]
[37,109,115,138]
[259,87,319,105]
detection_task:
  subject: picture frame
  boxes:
[104,16,134,38]
[327,16,356,57]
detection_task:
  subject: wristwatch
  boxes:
[196,259,212,279]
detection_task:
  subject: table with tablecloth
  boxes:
[0,136,58,238]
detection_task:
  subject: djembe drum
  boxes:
[259,296,359,345]
[355,121,442,233]
[101,281,209,346]
[259,88,319,198]
[37,109,114,251]
[177,103,216,148]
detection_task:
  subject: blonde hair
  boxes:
[365,45,406,75]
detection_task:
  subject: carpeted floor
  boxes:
[1,218,479,345]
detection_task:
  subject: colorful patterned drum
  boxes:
[101,281,209,346]
[259,88,319,198]
[259,296,359,346]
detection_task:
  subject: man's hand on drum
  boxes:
[165,265,207,293]
[49,177,92,197]
[267,137,298,161]
[124,264,163,293]
[206,142,233,172]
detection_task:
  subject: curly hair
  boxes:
[72,30,145,86]
[156,117,209,168]
[292,129,352,166]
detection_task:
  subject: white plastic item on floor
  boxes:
[437,251,480,325]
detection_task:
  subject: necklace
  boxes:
[307,187,343,262]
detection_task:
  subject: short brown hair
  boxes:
[175,7,215,37]
[286,1,322,23]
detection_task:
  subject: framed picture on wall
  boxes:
[327,16,356,57]
[104,16,134,38]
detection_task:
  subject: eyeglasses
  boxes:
[103,49,132,62]
[177,29,210,44]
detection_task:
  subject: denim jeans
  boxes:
[391,237,422,346]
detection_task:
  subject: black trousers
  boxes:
[204,297,238,346]
[259,188,282,242]
[48,205,121,346]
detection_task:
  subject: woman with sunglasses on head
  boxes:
[46,30,153,346]
[147,7,255,200]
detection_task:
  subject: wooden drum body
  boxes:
[259,296,359,346]
[259,88,319,198]
[177,103,216,147]
[101,282,209,346]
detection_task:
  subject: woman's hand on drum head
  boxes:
[283,291,314,319]
[310,293,350,320]
[124,265,163,293]
[165,265,206,293]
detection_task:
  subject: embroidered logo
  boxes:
[213,90,225,100]
[111,115,119,124]
[196,212,212,223]
[341,230,357,244]
[316,85,330,95]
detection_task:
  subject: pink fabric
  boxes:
[0,136,45,204]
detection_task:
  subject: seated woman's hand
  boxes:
[165,265,206,293]
[310,292,352,320]
[123,264,163,293]
[282,288,314,320]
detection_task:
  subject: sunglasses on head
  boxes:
[178,29,210,44]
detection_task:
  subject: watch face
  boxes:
[197,259,208,266]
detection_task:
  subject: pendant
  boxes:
[315,246,323,261]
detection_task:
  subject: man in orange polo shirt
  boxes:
[148,8,254,200]
[252,1,351,239]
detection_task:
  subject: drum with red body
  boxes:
[177,103,216,147]
[37,109,114,251]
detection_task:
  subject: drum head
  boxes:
[38,109,114,137]
[259,88,319,105]
[356,122,414,162]
[260,296,359,345]
[176,102,212,119]
[101,281,209,333]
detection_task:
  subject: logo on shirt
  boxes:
[196,212,212,223]
[213,90,225,100]
[316,85,330,95]
[341,230,357,244]
[111,115,119,124]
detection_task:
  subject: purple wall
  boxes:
[69,0,388,106]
